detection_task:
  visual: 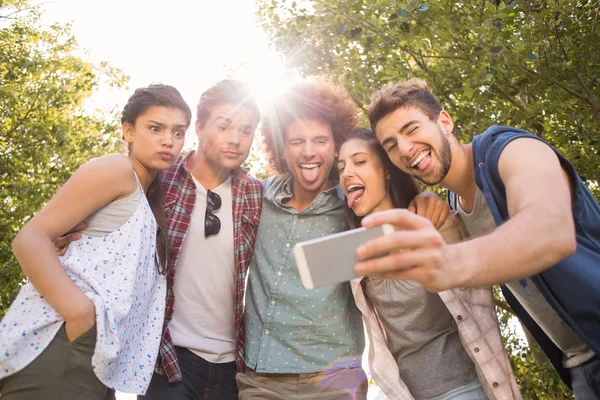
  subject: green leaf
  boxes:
[526,52,538,60]
[397,9,409,18]
[491,45,503,53]
[416,4,429,12]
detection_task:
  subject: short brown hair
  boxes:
[262,81,359,174]
[367,78,442,131]
[196,79,260,127]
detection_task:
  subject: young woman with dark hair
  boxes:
[337,128,521,400]
[0,84,191,399]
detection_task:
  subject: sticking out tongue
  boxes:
[347,188,364,208]
[414,152,432,172]
[301,166,320,183]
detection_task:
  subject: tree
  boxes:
[0,1,127,317]
[256,0,600,396]
[258,0,600,202]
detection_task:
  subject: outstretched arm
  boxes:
[12,154,136,339]
[355,138,576,291]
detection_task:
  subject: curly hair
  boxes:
[262,81,359,175]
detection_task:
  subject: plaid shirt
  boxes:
[155,151,262,382]
[352,214,522,400]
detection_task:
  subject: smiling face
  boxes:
[375,106,453,185]
[196,102,258,173]
[283,119,337,198]
[338,138,394,217]
[123,105,188,172]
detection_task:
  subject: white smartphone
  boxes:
[293,224,394,289]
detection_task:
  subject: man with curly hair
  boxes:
[237,81,369,399]
[237,81,448,399]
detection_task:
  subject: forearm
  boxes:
[12,227,93,321]
[454,204,576,287]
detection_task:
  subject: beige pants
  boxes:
[236,367,368,400]
[0,323,114,400]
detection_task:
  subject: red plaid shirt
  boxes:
[155,151,263,382]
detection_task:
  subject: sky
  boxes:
[39,0,297,155]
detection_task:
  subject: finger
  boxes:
[407,202,417,214]
[54,232,82,248]
[355,248,442,276]
[57,247,68,257]
[424,200,436,222]
[430,205,444,229]
[65,222,87,235]
[357,229,444,261]
[361,208,434,231]
[435,206,450,230]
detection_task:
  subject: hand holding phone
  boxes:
[293,224,394,289]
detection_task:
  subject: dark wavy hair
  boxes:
[262,81,359,177]
[342,128,420,230]
[367,78,442,132]
[121,83,191,266]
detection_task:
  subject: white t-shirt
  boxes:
[169,174,236,363]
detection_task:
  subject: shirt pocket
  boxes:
[239,210,261,251]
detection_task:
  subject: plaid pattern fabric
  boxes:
[351,213,522,400]
[155,151,263,382]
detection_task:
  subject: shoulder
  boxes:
[474,126,543,161]
[78,154,135,181]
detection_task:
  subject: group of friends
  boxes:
[0,77,598,400]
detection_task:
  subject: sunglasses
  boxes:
[205,190,222,237]
[155,225,168,276]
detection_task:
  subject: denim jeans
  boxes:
[571,355,600,400]
[139,346,237,400]
[422,378,487,400]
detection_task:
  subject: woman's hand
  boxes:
[407,191,450,229]
[64,297,96,342]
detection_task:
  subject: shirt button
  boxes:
[271,300,276,306]
[474,347,480,353]
[277,271,282,276]
[493,382,499,387]
[285,243,290,248]
[265,329,270,335]
[457,315,463,321]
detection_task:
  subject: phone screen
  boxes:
[294,225,392,289]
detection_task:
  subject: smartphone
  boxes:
[293,224,394,289]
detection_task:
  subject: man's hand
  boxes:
[408,191,450,229]
[53,222,86,256]
[355,209,467,292]
[64,296,96,342]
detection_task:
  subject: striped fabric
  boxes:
[154,151,263,382]
[351,213,522,400]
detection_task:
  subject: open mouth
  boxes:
[299,163,321,183]
[346,184,365,208]
[410,149,431,171]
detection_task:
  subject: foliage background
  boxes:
[0,1,127,318]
